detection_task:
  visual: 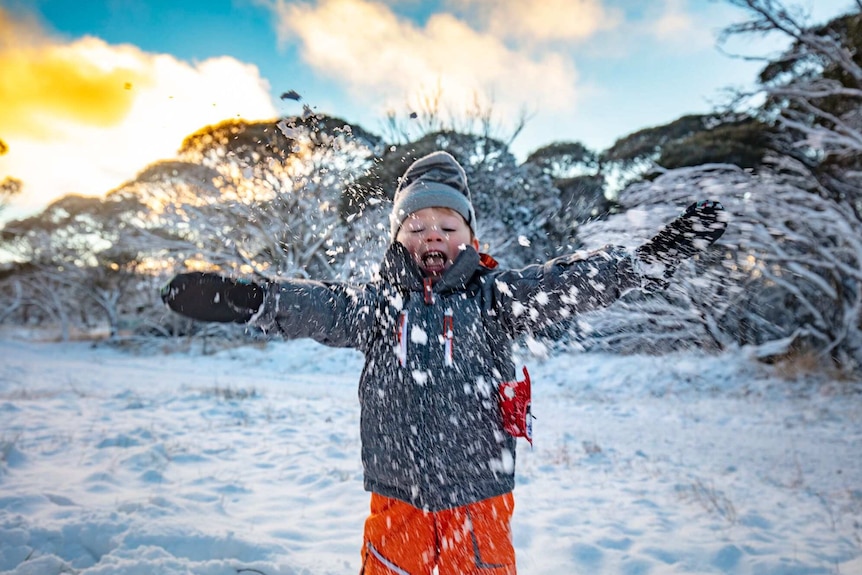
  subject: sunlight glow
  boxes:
[0,8,277,216]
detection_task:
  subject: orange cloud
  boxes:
[0,8,148,139]
[0,7,276,217]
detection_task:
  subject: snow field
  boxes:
[0,337,860,574]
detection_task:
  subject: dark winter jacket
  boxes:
[253,242,645,511]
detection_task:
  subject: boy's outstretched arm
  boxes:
[491,200,728,335]
[161,272,264,323]
[160,271,375,348]
[635,200,728,285]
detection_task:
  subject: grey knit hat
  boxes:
[390,151,476,239]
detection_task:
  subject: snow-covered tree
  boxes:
[0,194,160,339]
[720,0,862,217]
[576,163,862,370]
[117,115,384,282]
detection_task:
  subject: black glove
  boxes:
[160,272,264,323]
[636,200,727,280]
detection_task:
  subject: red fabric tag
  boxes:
[498,366,533,445]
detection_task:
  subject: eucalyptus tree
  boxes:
[135,115,386,282]
[719,0,862,217]
[0,193,156,339]
[524,141,614,225]
[577,163,862,370]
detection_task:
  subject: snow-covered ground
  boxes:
[0,336,860,574]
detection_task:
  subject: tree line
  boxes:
[1,0,860,371]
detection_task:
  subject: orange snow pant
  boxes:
[360,492,516,575]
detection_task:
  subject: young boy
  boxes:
[162,151,727,574]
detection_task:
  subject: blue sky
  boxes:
[0,0,856,216]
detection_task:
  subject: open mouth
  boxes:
[421,250,448,274]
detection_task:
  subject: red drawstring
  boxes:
[443,311,454,366]
[423,278,434,305]
[395,311,408,367]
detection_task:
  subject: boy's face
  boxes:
[395,207,479,279]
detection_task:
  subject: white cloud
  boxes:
[269,0,581,123]
[643,0,718,48]
[449,0,621,43]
